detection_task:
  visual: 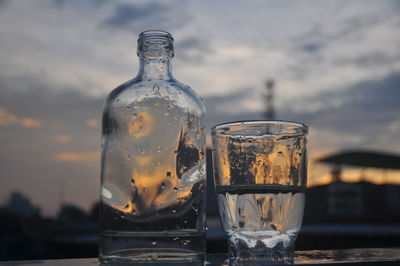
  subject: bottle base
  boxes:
[99,230,205,264]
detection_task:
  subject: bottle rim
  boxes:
[138,30,174,43]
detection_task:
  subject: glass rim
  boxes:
[211,119,308,137]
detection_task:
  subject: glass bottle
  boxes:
[99,30,206,263]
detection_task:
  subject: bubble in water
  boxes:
[131,179,135,186]
[182,239,191,246]
[125,105,130,111]
[157,146,162,152]
[173,187,178,192]
[152,241,157,245]
[153,84,160,92]
[167,171,172,178]
[172,209,176,213]
[160,182,165,190]
[173,237,179,241]
[127,154,131,160]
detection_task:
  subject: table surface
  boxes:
[1,248,400,265]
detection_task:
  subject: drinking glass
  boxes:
[211,120,308,265]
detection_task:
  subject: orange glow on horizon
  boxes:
[54,150,99,162]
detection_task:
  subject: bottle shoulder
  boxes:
[104,78,205,115]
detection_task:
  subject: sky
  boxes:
[0,0,400,216]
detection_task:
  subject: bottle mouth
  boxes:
[137,30,174,57]
[138,30,174,43]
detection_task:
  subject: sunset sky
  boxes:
[0,0,400,216]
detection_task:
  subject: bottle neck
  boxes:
[137,55,173,80]
[135,30,175,81]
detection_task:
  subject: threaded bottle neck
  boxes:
[136,30,174,80]
[137,30,174,58]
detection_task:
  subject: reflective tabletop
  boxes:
[1,248,400,265]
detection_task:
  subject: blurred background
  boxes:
[1,0,400,260]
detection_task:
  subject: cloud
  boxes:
[104,2,165,27]
[0,73,103,215]
[0,107,43,128]
[175,37,212,63]
[101,2,187,31]
[55,134,71,143]
[85,118,99,128]
[53,0,109,9]
[279,72,400,153]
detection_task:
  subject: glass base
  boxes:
[228,240,295,265]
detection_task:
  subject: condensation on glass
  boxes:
[99,30,206,263]
[211,120,308,264]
